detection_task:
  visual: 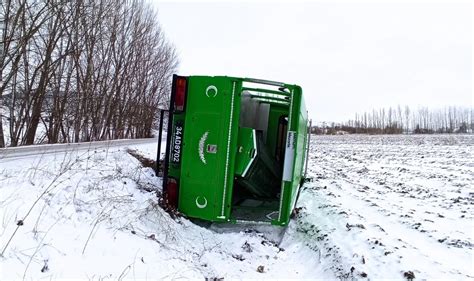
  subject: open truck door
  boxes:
[158,75,310,226]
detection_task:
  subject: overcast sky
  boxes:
[151,1,472,122]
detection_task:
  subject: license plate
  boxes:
[171,122,183,164]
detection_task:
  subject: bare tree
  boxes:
[1,0,178,147]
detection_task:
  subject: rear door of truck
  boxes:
[166,76,241,221]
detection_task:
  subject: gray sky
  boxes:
[151,1,472,122]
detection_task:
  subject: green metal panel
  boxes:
[274,85,305,226]
[167,114,185,180]
[234,127,256,177]
[266,105,288,159]
[235,130,282,199]
[178,76,241,221]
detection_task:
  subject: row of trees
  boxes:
[315,106,473,135]
[0,0,178,147]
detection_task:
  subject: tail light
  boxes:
[166,178,178,208]
[175,77,187,112]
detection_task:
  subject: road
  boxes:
[0,138,160,162]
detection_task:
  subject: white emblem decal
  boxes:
[196,196,208,209]
[207,144,217,153]
[199,131,209,164]
[205,85,218,98]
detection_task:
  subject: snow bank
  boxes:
[0,141,330,280]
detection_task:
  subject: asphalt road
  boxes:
[0,138,159,161]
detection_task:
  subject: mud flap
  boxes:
[156,109,169,177]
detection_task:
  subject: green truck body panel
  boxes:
[163,75,309,226]
[178,77,240,221]
[234,127,256,177]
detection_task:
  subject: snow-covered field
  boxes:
[0,134,472,280]
[296,134,473,279]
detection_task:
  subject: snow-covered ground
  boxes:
[297,134,473,279]
[0,134,472,280]
[0,139,328,280]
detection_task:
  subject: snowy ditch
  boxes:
[0,135,472,279]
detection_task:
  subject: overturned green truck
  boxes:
[158,75,311,226]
